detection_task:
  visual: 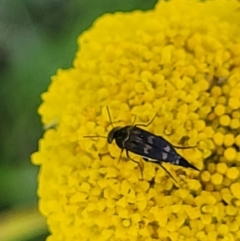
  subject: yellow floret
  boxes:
[201,171,211,182]
[216,163,228,174]
[211,173,223,185]
[235,134,240,147]
[224,147,237,161]
[226,167,239,180]
[194,119,206,131]
[217,96,227,105]
[214,104,226,116]
[230,118,240,129]
[223,134,235,147]
[217,224,229,235]
[229,221,239,232]
[230,183,240,199]
[211,86,222,97]
[229,97,240,110]
[122,219,131,227]
[32,0,240,240]
[219,115,231,126]
[212,132,224,146]
[226,205,237,216]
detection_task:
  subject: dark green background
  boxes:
[0,0,157,240]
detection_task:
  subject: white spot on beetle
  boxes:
[162,152,168,160]
[147,136,155,144]
[143,144,152,154]
[174,157,180,165]
[163,145,171,152]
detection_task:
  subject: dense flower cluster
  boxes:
[32,0,240,240]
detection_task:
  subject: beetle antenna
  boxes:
[106,106,114,128]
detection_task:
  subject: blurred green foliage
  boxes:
[0,0,157,240]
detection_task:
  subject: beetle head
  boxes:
[107,127,121,144]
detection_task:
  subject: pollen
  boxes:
[32,0,240,240]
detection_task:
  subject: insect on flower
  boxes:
[84,107,200,182]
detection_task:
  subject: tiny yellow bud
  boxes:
[194,196,205,206]
[213,132,224,146]
[223,134,235,147]
[205,183,214,191]
[203,126,214,138]
[211,173,223,185]
[230,118,240,129]
[226,167,239,180]
[226,205,237,216]
[235,135,240,147]
[217,224,229,235]
[207,231,217,241]
[222,84,230,94]
[212,191,221,202]
[229,221,239,232]
[214,104,226,116]
[216,163,228,174]
[201,214,212,224]
[196,231,207,240]
[201,205,213,213]
[187,179,201,191]
[158,227,168,238]
[208,163,216,173]
[222,177,232,187]
[232,110,240,119]
[229,97,240,110]
[222,188,232,204]
[224,147,237,161]
[207,112,216,121]
[205,194,216,205]
[211,86,222,96]
[205,224,215,232]
[219,115,231,126]
[230,87,239,97]
[195,119,206,131]
[201,171,211,182]
[122,219,131,227]
[179,226,191,237]
[217,96,227,105]
[230,182,240,199]
[236,152,240,162]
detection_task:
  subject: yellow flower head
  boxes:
[32,0,240,240]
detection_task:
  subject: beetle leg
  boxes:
[143,158,177,184]
[126,150,144,180]
[135,113,157,128]
[172,145,196,149]
[158,162,178,184]
[131,115,137,125]
[117,149,124,164]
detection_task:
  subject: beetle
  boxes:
[84,107,199,182]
